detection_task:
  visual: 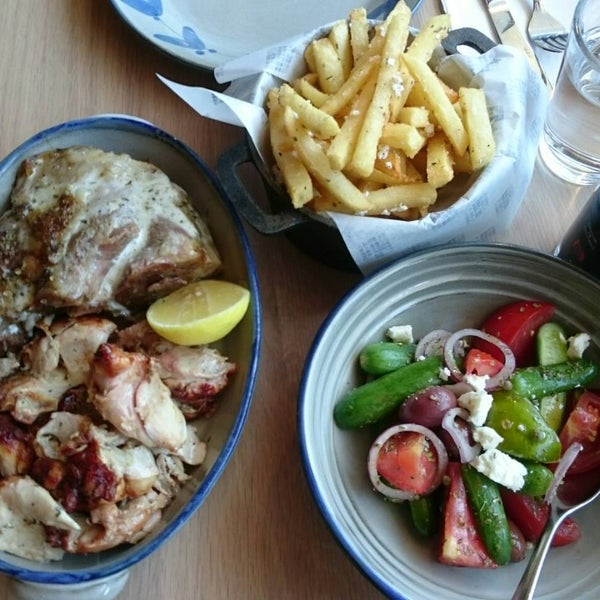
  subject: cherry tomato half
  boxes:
[500,489,581,547]
[475,300,556,365]
[438,463,496,568]
[559,389,600,474]
[464,348,504,377]
[376,431,439,495]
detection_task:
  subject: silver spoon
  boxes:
[512,474,600,600]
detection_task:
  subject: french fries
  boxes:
[268,96,313,208]
[285,106,373,213]
[458,87,496,170]
[349,8,370,62]
[347,5,411,178]
[266,0,496,220]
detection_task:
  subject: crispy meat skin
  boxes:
[0,146,221,342]
[0,141,236,559]
[0,414,35,476]
[0,314,233,560]
[117,320,236,418]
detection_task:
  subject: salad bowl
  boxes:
[0,115,261,599]
[298,243,600,600]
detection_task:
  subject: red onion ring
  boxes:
[415,329,452,359]
[442,328,516,390]
[367,423,449,502]
[544,442,584,504]
[441,407,482,463]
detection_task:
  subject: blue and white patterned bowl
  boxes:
[109,0,424,70]
[0,115,262,599]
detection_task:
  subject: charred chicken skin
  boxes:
[0,147,235,561]
[0,315,234,560]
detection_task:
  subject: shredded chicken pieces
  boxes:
[0,146,236,561]
[0,314,235,561]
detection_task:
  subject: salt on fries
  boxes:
[266,0,496,220]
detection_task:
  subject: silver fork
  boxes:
[511,475,600,599]
[527,0,569,52]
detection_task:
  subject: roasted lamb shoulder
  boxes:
[0,146,221,345]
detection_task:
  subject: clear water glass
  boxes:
[539,0,600,185]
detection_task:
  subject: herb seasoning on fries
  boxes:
[266,0,496,220]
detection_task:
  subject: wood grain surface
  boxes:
[0,1,593,599]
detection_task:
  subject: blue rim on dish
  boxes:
[109,0,425,71]
[0,115,262,584]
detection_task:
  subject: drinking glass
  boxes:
[539,0,600,185]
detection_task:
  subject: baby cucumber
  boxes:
[536,322,568,366]
[536,322,569,431]
[520,461,554,497]
[509,359,598,401]
[359,342,416,375]
[409,493,440,537]
[538,393,567,432]
[333,356,444,429]
[461,464,512,566]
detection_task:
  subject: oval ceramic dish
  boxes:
[0,115,262,599]
[109,0,424,70]
[298,243,600,600]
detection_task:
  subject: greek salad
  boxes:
[333,300,600,567]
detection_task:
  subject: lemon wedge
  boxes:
[146,280,250,346]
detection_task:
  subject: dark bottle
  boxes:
[555,187,600,279]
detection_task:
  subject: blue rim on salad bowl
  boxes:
[109,0,425,70]
[298,242,600,600]
[0,115,262,598]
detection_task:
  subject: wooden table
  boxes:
[0,1,594,599]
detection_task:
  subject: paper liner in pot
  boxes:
[159,18,548,274]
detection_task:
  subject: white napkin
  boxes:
[160,12,548,274]
[441,0,576,84]
[330,45,547,272]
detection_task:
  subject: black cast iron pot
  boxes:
[216,28,496,272]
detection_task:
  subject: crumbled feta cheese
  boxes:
[463,373,489,393]
[470,449,527,491]
[472,426,503,451]
[391,74,404,98]
[567,333,591,360]
[457,389,493,427]
[377,145,390,160]
[439,366,451,381]
[386,325,414,344]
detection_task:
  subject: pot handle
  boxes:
[216,141,311,235]
[442,27,497,56]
